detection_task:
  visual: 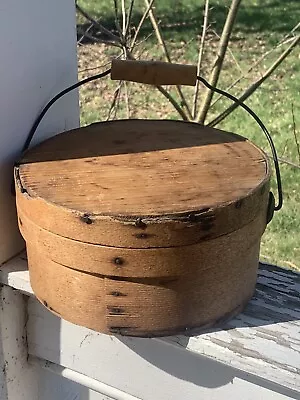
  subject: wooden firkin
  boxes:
[14,119,271,337]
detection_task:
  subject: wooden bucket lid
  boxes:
[16,119,270,248]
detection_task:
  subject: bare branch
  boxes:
[106,0,189,120]
[211,29,243,73]
[113,0,124,38]
[208,35,300,127]
[156,86,189,120]
[280,139,289,158]
[77,28,122,48]
[123,49,188,120]
[267,154,300,170]
[282,260,299,271]
[78,55,123,74]
[121,0,127,35]
[107,83,122,121]
[125,0,135,39]
[193,0,210,119]
[113,87,122,120]
[144,0,171,61]
[112,1,135,59]
[124,82,131,118]
[279,21,300,44]
[134,31,155,55]
[77,22,94,45]
[210,36,297,108]
[197,0,242,123]
[131,0,156,50]
[144,0,192,120]
[292,103,300,164]
[76,3,121,44]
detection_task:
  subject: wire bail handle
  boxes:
[15,59,283,219]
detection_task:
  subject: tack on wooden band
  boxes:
[15,118,271,337]
[111,59,197,87]
[26,232,260,337]
[18,208,267,279]
[15,120,271,248]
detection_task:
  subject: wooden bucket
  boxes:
[15,118,272,337]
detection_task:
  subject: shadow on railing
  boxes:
[116,263,300,397]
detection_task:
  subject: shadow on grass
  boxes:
[77,0,300,44]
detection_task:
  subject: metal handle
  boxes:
[14,60,283,218]
[196,75,283,216]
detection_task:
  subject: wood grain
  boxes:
[16,120,270,248]
[25,215,263,337]
[2,256,299,394]
[111,59,197,86]
[15,119,271,336]
[18,208,267,278]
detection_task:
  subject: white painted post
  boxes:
[0,285,38,400]
[0,0,80,264]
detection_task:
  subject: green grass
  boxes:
[77,0,300,270]
[78,0,300,35]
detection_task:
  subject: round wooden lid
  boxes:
[16,120,270,248]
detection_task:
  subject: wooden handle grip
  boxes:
[111,59,197,86]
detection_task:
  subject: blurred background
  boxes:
[75,0,300,270]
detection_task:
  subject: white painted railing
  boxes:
[0,253,299,400]
[30,356,142,400]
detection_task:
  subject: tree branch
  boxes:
[124,82,131,118]
[125,0,135,39]
[77,28,121,48]
[208,35,300,127]
[292,103,300,164]
[76,3,121,44]
[267,154,300,170]
[131,0,156,50]
[134,31,155,56]
[156,87,189,120]
[144,0,192,120]
[121,0,127,35]
[78,56,122,74]
[77,22,94,45]
[193,0,209,119]
[107,83,122,121]
[210,35,297,109]
[113,0,124,39]
[210,29,243,73]
[125,50,188,120]
[197,0,242,123]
